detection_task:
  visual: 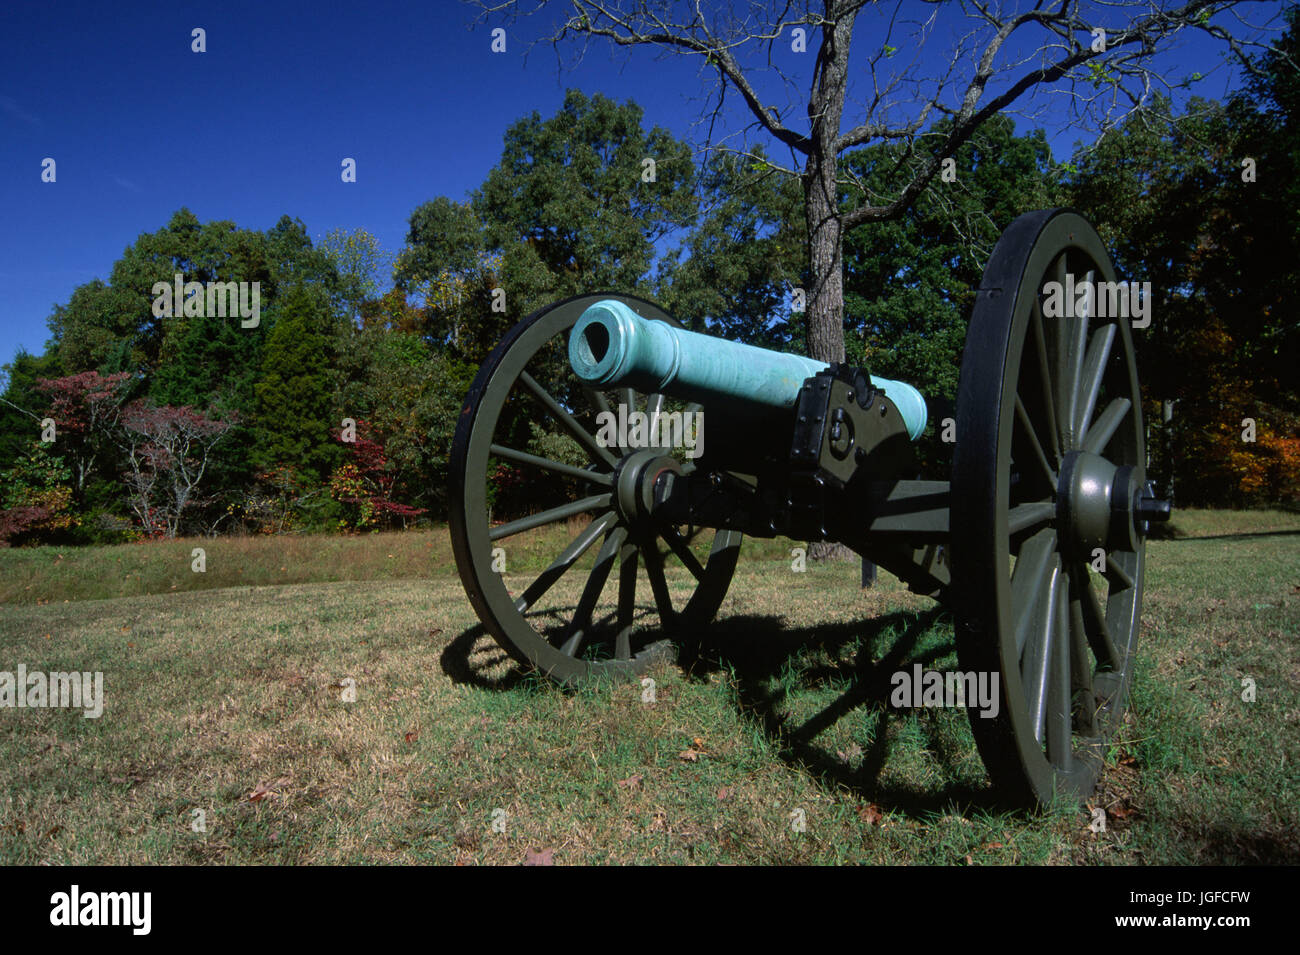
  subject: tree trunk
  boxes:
[804,3,854,562]
[804,161,855,562]
[804,163,845,364]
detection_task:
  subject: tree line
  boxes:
[2,29,1297,545]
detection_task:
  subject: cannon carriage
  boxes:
[449,208,1170,807]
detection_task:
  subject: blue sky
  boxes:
[0,0,1264,369]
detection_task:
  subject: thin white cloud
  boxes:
[0,95,39,126]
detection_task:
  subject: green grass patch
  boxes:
[0,509,1295,864]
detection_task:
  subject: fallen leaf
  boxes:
[983,841,1004,850]
[404,730,419,743]
[716,786,734,801]
[523,847,555,866]
[616,773,643,790]
[248,778,288,803]
[677,749,700,762]
[837,743,863,762]
[858,804,883,825]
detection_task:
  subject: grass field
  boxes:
[0,508,1296,865]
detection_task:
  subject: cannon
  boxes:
[449,209,1171,807]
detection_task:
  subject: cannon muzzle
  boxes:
[568,299,927,440]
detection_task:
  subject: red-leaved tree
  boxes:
[33,371,130,496]
[118,402,235,537]
[328,419,426,530]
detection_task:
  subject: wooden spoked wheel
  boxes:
[952,209,1156,807]
[449,293,741,685]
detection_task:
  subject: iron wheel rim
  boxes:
[449,292,742,685]
[953,210,1147,807]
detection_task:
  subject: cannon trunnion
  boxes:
[449,209,1170,808]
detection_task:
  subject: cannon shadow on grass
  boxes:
[441,605,1003,817]
[675,608,1003,818]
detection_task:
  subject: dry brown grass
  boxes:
[0,509,1296,864]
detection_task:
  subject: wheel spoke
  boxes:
[646,393,664,432]
[514,511,617,612]
[1105,551,1135,590]
[519,370,619,470]
[1058,269,1092,450]
[1047,585,1073,769]
[642,544,676,627]
[1023,558,1063,744]
[615,542,638,659]
[583,386,612,418]
[1069,563,1119,672]
[1008,500,1056,535]
[661,525,705,580]
[559,526,626,657]
[489,493,612,541]
[1014,394,1058,488]
[1066,570,1098,737]
[1081,397,1131,456]
[1029,299,1063,465]
[490,444,612,486]
[1075,324,1116,443]
[1011,529,1056,658]
[621,388,637,414]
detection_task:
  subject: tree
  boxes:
[32,371,131,499]
[842,114,1059,404]
[0,442,77,546]
[320,227,388,327]
[328,419,427,530]
[253,285,340,484]
[658,148,807,349]
[0,349,62,470]
[1067,33,1300,507]
[118,402,234,537]
[476,89,697,298]
[480,1,1281,364]
[397,90,699,362]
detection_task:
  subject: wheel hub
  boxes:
[1057,452,1170,556]
[614,450,682,525]
[1057,451,1118,556]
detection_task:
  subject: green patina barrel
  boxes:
[568,298,928,441]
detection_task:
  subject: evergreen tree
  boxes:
[253,285,339,484]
